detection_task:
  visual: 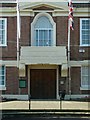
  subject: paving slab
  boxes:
[0,100,90,110]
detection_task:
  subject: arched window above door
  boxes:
[31,13,56,46]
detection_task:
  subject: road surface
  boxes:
[1,116,90,120]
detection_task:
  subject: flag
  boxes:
[68,0,74,30]
[17,0,21,39]
[68,0,72,6]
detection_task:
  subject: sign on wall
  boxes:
[19,80,26,88]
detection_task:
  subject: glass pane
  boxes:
[36,30,38,41]
[39,30,43,41]
[2,80,4,85]
[1,76,4,81]
[82,20,85,24]
[84,67,88,75]
[82,25,85,29]
[48,40,51,46]
[86,25,89,29]
[44,30,47,40]
[2,30,5,44]
[0,25,2,29]
[2,20,5,29]
[36,40,38,46]
[85,35,89,40]
[0,70,2,75]
[0,76,4,85]
[89,40,90,44]
[0,30,2,35]
[35,16,53,29]
[39,30,43,46]
[82,30,89,35]
[44,30,48,46]
[0,66,5,85]
[0,79,2,85]
[82,20,85,29]
[2,66,5,71]
[86,20,90,27]
[82,35,85,40]
[88,81,90,86]
[82,20,90,29]
[82,76,88,85]
[39,40,43,46]
[49,30,52,46]
[2,70,4,75]
[0,37,2,44]
[0,29,5,44]
[0,20,2,25]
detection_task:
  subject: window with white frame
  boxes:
[80,18,90,46]
[81,66,90,89]
[0,66,6,89]
[35,16,53,46]
[31,13,56,46]
[0,18,7,46]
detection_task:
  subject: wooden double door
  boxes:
[30,69,56,99]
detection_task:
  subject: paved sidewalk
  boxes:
[0,100,89,110]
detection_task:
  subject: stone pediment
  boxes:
[20,2,67,11]
[30,5,55,10]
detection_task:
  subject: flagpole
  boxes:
[68,0,74,100]
[17,0,19,68]
[68,19,71,99]
[16,0,21,95]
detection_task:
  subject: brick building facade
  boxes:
[0,0,90,100]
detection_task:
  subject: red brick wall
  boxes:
[20,16,31,46]
[2,17,17,60]
[55,16,68,46]
[5,67,19,94]
[71,67,81,94]
[1,67,28,95]
[19,66,28,94]
[19,77,28,95]
[70,17,90,60]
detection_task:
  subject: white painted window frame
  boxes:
[80,18,90,47]
[0,18,7,47]
[0,65,6,90]
[31,12,56,46]
[80,66,90,90]
[35,28,53,46]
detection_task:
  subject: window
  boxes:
[0,18,7,46]
[81,66,90,90]
[35,16,53,46]
[0,66,6,90]
[31,13,56,46]
[80,18,90,46]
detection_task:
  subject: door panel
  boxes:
[30,69,56,99]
